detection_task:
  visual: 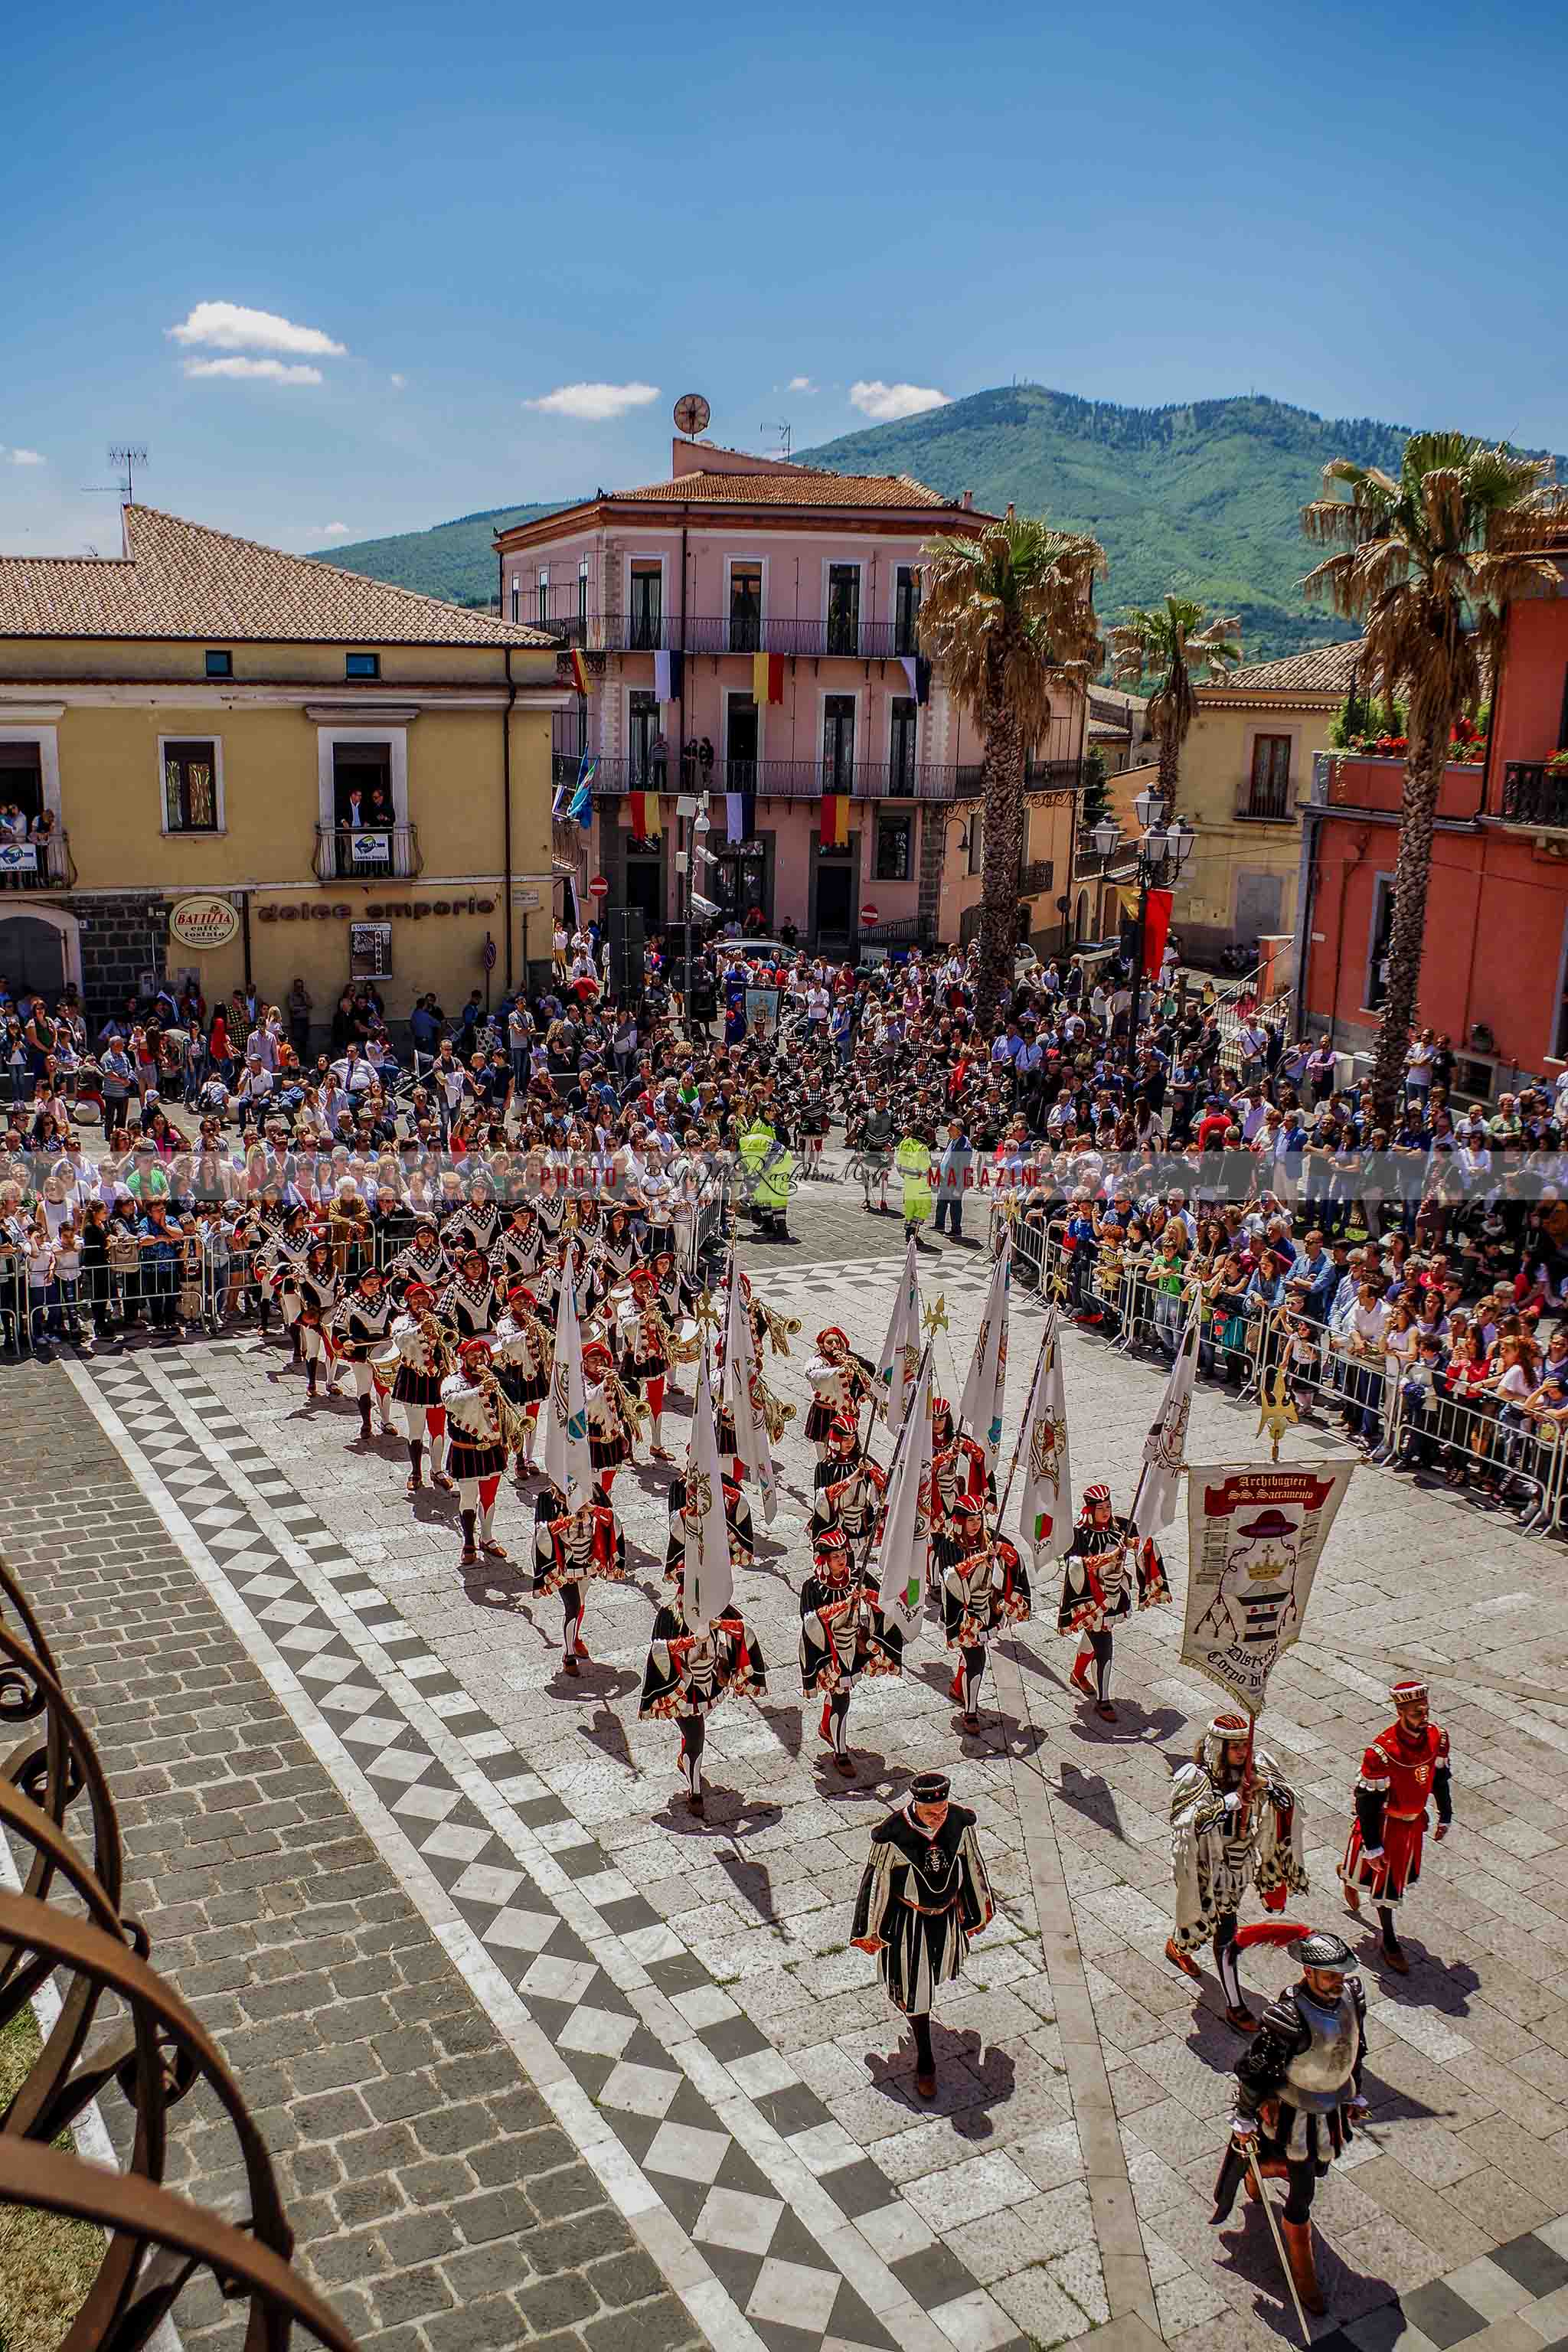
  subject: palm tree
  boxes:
[1106,596,1242,803]
[920,511,1105,1023]
[1302,434,1564,1117]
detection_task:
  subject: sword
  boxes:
[1248,2145,1311,2344]
[1211,2129,1309,2344]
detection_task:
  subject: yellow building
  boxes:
[0,505,562,1023]
[1162,639,1363,960]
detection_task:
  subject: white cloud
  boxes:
[7,448,45,466]
[167,300,346,358]
[322,521,351,537]
[523,381,659,422]
[786,374,818,394]
[390,372,406,390]
[183,357,324,386]
[849,379,951,422]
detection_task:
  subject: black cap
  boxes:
[910,1771,951,1804]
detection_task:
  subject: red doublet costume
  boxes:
[535,1501,626,1595]
[1341,1720,1452,1913]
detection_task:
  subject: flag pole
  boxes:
[991,1308,1054,1537]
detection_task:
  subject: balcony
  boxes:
[553,753,1084,804]
[0,830,75,890]
[1234,776,1295,822]
[312,824,423,882]
[541,613,923,661]
[1499,761,1568,829]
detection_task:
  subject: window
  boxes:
[204,648,233,678]
[510,579,520,624]
[822,694,856,789]
[0,742,45,827]
[1247,734,1292,818]
[967,814,984,875]
[578,558,589,629]
[826,564,861,657]
[894,567,921,657]
[162,740,220,833]
[890,697,917,795]
[538,568,550,628]
[629,690,660,784]
[876,812,912,880]
[345,652,380,680]
[629,564,662,651]
[730,564,763,654]
[1367,877,1395,1011]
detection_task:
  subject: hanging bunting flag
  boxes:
[766,652,785,704]
[569,647,590,695]
[653,648,671,701]
[626,789,662,838]
[876,1348,934,1646]
[725,785,756,844]
[751,649,769,705]
[957,1239,1010,1473]
[820,792,851,849]
[1017,1312,1072,1558]
[898,654,932,706]
[876,1236,923,1436]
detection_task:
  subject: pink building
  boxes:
[496,440,1085,953]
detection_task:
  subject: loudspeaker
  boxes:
[607,908,646,1000]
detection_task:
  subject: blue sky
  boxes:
[4,0,1563,557]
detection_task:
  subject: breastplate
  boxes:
[1283,1991,1357,2109]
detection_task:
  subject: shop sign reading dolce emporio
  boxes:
[256,891,499,926]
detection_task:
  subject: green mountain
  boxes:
[312,390,1566,660]
[799,387,1566,662]
[308,501,570,606]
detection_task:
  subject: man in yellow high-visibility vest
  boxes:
[893,1122,933,1243]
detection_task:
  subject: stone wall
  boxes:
[74,891,169,1022]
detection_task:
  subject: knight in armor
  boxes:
[1056,1481,1169,1722]
[533,1478,626,1676]
[803,1326,877,1459]
[942,1495,1031,1734]
[799,1526,902,1778]
[618,1266,675,1461]
[296,1239,339,1399]
[639,1561,767,1816]
[810,1414,887,1550]
[389,1282,453,1496]
[1211,1928,1369,2317]
[1167,1711,1309,2032]
[492,1283,552,1479]
[336,1263,397,1443]
[441,1337,509,1563]
[1339,1675,1452,1975]
[851,1771,995,2100]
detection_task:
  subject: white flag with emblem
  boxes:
[1132,1309,1198,1540]
[1017,1312,1072,1560]
[540,1250,592,1510]
[724,1260,779,1524]
[876,1236,923,1436]
[958,1239,1011,1474]
[876,1347,933,1645]
[684,1348,735,1625]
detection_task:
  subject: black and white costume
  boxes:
[533,1490,626,1671]
[799,1535,903,1772]
[1169,1713,1309,2027]
[639,1582,767,1813]
[1057,1486,1170,1714]
[851,1775,995,2089]
[941,1509,1031,1728]
[440,1352,508,1560]
[337,1278,396,1437]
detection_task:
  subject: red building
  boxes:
[1297,534,1568,1098]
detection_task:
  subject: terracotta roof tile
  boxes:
[1206,639,1366,697]
[609,467,962,511]
[0,506,553,648]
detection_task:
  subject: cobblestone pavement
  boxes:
[28,1200,1568,2352]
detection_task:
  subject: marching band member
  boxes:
[491,1200,544,1287]
[803,1326,876,1460]
[1056,1482,1170,1723]
[666,1465,754,1575]
[799,1525,903,1779]
[390,1282,453,1495]
[639,1560,767,1816]
[296,1239,339,1400]
[492,1284,551,1479]
[441,1337,509,1564]
[439,1246,498,1341]
[851,1770,995,2101]
[1167,1711,1309,2032]
[336,1263,397,1443]
[618,1267,675,1461]
[581,1338,634,1493]
[533,1478,626,1674]
[942,1496,1031,1734]
[386,1216,447,1299]
[598,1204,642,1283]
[446,1180,501,1262]
[809,1414,887,1549]
[646,1243,699,1392]
[263,1204,312,1355]
[1339,1675,1452,1974]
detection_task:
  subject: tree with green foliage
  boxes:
[1302,434,1565,1118]
[920,511,1105,1023]
[1106,596,1240,802]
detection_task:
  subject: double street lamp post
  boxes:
[1090,782,1195,1060]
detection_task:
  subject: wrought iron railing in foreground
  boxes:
[0,1553,355,2350]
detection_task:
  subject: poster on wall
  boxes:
[1181,1461,1356,1717]
[349,831,392,868]
[350,922,394,978]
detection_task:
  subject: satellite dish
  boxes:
[673,392,710,439]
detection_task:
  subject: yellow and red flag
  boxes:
[626,790,662,838]
[568,647,590,694]
[819,791,850,849]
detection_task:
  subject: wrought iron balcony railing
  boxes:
[312,822,423,881]
[1234,776,1295,822]
[1499,761,1568,828]
[552,753,1083,803]
[540,613,924,660]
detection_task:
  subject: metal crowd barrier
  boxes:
[0,1551,354,2348]
[0,1235,205,1358]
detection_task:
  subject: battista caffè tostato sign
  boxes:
[167,895,242,951]
[256,892,498,926]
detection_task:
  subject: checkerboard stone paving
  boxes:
[77,1233,1568,2352]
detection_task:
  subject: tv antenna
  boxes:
[760,419,792,457]
[672,392,710,439]
[81,444,149,504]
